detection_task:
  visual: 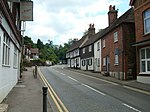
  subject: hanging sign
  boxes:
[20,1,33,21]
[7,0,20,2]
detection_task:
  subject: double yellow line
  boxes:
[38,68,69,112]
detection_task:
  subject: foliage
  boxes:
[23,36,71,64]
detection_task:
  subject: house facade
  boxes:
[0,0,22,103]
[101,6,136,80]
[30,48,39,60]
[80,24,95,71]
[130,0,150,84]
[94,39,101,72]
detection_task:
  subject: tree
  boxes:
[37,39,44,49]
[24,36,36,48]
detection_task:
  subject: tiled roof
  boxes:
[81,7,134,48]
[67,34,88,52]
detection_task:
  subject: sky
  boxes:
[24,0,131,45]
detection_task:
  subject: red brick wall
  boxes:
[101,26,123,73]
[101,23,136,80]
[134,1,150,43]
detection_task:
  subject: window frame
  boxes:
[140,47,150,74]
[83,48,85,54]
[97,42,100,51]
[89,45,92,52]
[103,57,106,66]
[143,9,150,34]
[2,33,11,66]
[13,46,18,68]
[102,39,105,48]
[114,32,118,43]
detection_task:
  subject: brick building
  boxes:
[101,6,136,80]
[130,0,150,84]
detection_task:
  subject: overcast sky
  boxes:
[24,0,131,45]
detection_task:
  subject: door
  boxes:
[106,56,110,72]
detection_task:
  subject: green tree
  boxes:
[37,39,44,49]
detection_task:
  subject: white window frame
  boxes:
[2,33,10,66]
[114,54,119,65]
[102,39,105,48]
[140,47,150,74]
[114,32,118,43]
[103,57,106,66]
[143,9,150,34]
[83,48,85,54]
[89,45,92,52]
[13,46,18,68]
[97,42,100,51]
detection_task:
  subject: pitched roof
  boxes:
[81,7,134,48]
[67,34,88,52]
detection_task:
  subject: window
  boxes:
[114,48,119,65]
[102,39,105,48]
[144,9,150,34]
[114,32,118,42]
[89,45,92,52]
[97,42,100,51]
[2,33,10,66]
[103,58,106,66]
[82,60,85,66]
[88,58,92,66]
[97,58,100,67]
[13,46,18,68]
[83,48,85,54]
[115,55,119,64]
[140,48,150,73]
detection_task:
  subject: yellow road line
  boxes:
[38,68,69,112]
[123,86,150,96]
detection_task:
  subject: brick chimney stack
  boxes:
[108,5,118,26]
[88,23,95,36]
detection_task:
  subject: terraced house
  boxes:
[130,0,150,84]
[101,6,136,80]
[66,5,136,81]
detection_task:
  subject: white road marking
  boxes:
[68,76,78,82]
[122,103,141,112]
[61,73,66,76]
[74,72,119,86]
[82,83,106,96]
[123,86,150,95]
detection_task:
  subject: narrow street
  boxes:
[39,65,150,112]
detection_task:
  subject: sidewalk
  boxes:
[66,68,150,93]
[2,67,52,112]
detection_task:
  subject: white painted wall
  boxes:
[0,13,21,103]
[94,39,101,72]
[137,76,150,84]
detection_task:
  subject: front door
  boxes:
[106,56,109,72]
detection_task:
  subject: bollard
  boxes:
[35,65,37,78]
[43,86,48,112]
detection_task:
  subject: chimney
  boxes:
[88,23,95,36]
[108,5,118,26]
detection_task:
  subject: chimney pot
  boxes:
[109,5,112,11]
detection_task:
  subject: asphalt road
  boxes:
[40,65,150,112]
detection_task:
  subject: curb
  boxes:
[65,68,150,94]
